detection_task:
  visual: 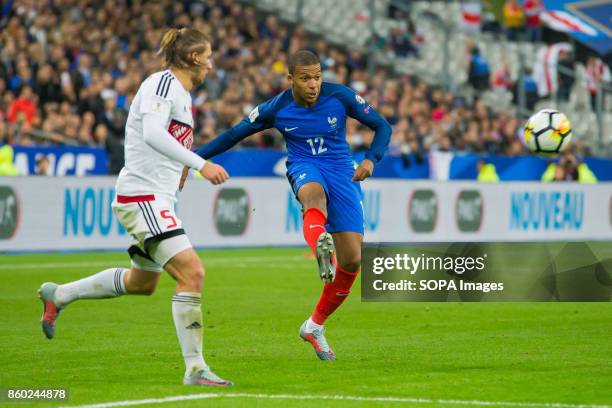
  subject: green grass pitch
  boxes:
[1,247,611,407]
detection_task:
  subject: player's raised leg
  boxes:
[298,182,336,283]
[300,232,362,360]
[312,232,361,324]
[163,247,232,387]
[38,266,159,340]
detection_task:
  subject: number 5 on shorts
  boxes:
[160,210,178,229]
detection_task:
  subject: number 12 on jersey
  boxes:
[306,137,327,155]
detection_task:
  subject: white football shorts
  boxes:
[112,194,192,272]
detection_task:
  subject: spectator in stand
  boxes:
[541,152,597,183]
[387,14,422,58]
[523,68,539,110]
[557,49,575,103]
[468,46,490,91]
[503,0,525,42]
[257,15,280,40]
[585,55,611,111]
[33,64,61,107]
[491,64,513,92]
[7,86,37,125]
[523,0,544,43]
[35,155,50,176]
[512,68,539,111]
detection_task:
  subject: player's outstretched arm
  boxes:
[181,101,276,190]
[142,113,228,186]
[194,119,262,160]
[178,119,263,190]
[142,113,206,170]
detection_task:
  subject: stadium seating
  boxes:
[241,0,610,152]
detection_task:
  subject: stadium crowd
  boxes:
[0,0,593,174]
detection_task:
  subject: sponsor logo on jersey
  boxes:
[0,186,19,239]
[355,94,366,104]
[214,188,250,236]
[167,119,193,150]
[456,190,483,232]
[408,189,437,233]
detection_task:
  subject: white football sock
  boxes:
[54,268,127,307]
[172,292,207,376]
[305,316,324,331]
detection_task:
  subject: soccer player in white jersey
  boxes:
[38,28,233,387]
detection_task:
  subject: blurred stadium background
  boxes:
[1,0,611,250]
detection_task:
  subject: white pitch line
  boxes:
[0,256,309,270]
[60,392,612,408]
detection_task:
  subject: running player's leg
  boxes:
[38,261,160,340]
[38,197,166,339]
[159,243,232,387]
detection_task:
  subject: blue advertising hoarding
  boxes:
[6,145,612,181]
[13,145,108,176]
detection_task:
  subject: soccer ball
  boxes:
[522,109,572,155]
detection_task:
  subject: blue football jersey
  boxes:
[195,82,391,165]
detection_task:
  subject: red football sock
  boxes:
[302,208,327,255]
[311,266,359,325]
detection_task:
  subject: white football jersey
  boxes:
[115,70,194,202]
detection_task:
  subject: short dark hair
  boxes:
[288,50,320,74]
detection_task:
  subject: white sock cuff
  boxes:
[172,292,201,305]
[114,268,128,296]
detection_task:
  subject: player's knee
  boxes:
[129,281,157,296]
[338,251,361,273]
[184,263,205,291]
[299,186,326,212]
[124,270,157,295]
[139,281,157,296]
[339,255,361,273]
[303,198,326,213]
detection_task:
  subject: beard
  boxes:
[190,66,207,86]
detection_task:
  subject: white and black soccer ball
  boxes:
[522,109,572,155]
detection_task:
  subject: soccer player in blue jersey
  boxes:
[194,50,391,360]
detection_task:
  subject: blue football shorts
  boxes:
[286,160,364,234]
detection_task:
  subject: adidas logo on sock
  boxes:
[185,322,202,330]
